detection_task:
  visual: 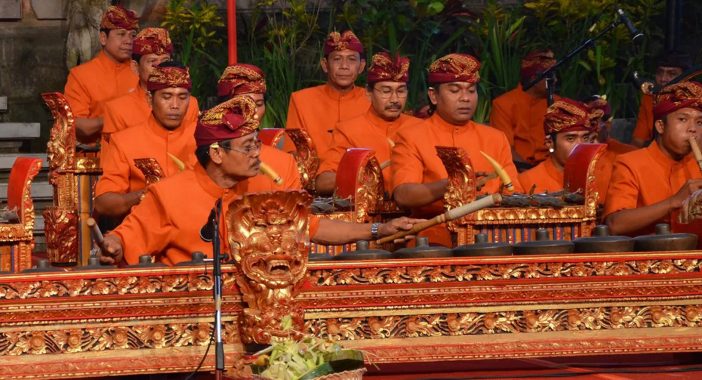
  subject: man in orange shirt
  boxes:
[285,30,370,165]
[605,81,702,236]
[99,96,420,265]
[94,62,197,219]
[63,5,139,142]
[490,50,557,168]
[519,99,601,194]
[316,52,421,195]
[102,27,200,142]
[392,53,522,246]
[631,52,692,147]
[217,63,301,191]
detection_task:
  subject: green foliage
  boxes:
[161,0,226,102]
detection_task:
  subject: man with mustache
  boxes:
[99,96,421,266]
[284,31,370,173]
[631,52,692,147]
[315,52,421,195]
[101,27,200,143]
[518,98,600,193]
[217,63,301,191]
[490,50,558,169]
[94,62,197,219]
[391,53,522,247]
[605,81,702,236]
[63,5,139,142]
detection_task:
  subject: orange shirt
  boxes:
[102,87,200,138]
[604,140,702,234]
[592,140,638,206]
[64,50,138,119]
[319,108,422,191]
[95,115,197,197]
[490,84,552,164]
[632,94,654,143]
[518,158,563,194]
[113,164,317,265]
[233,145,302,193]
[392,114,522,245]
[285,84,370,160]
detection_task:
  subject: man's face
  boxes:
[428,82,478,125]
[368,81,408,121]
[241,92,266,121]
[218,133,262,180]
[548,130,592,167]
[321,49,366,91]
[656,107,702,158]
[100,28,136,62]
[655,66,684,87]
[151,87,190,130]
[138,53,171,84]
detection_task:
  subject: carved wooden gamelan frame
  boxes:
[4,250,702,378]
[41,92,101,266]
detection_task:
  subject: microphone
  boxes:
[632,71,656,95]
[617,8,644,42]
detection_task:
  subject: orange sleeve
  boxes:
[102,99,122,135]
[603,158,640,218]
[64,70,91,118]
[112,187,174,264]
[518,169,536,193]
[390,128,424,192]
[309,215,320,239]
[94,137,132,197]
[632,94,653,142]
[489,96,515,145]
[185,96,200,125]
[318,122,352,174]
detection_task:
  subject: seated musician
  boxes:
[315,52,422,195]
[284,30,370,165]
[391,53,522,246]
[605,81,702,235]
[63,5,139,142]
[94,62,197,219]
[102,27,200,142]
[217,63,301,191]
[518,98,600,193]
[99,96,421,266]
[490,49,557,169]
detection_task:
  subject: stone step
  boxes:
[0,181,52,200]
[0,123,41,139]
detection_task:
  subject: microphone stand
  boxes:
[523,17,626,106]
[212,198,225,380]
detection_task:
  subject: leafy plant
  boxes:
[161,0,226,102]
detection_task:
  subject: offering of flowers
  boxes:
[246,316,365,380]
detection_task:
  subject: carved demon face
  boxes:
[228,191,311,289]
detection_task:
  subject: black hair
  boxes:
[657,51,692,71]
[157,60,185,69]
[195,145,211,167]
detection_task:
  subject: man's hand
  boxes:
[378,217,425,240]
[100,234,124,265]
[670,179,702,210]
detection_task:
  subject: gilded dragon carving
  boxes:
[226,191,312,344]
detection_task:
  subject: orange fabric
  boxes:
[606,137,638,155]
[392,114,522,246]
[95,115,197,196]
[233,145,302,193]
[604,140,702,234]
[64,50,138,119]
[632,94,654,143]
[113,165,227,265]
[518,158,563,194]
[285,84,370,160]
[490,84,553,164]
[102,88,200,137]
[319,108,422,191]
